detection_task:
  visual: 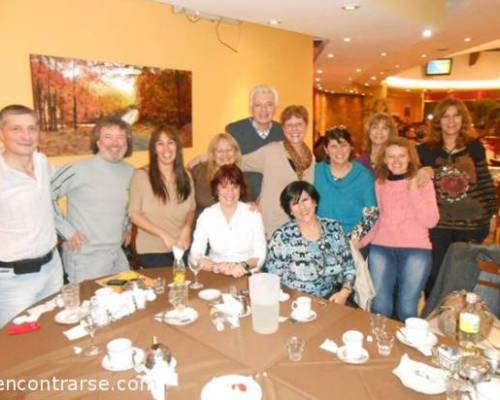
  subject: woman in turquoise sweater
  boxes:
[314,126,378,244]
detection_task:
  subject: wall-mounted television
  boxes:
[425,58,453,76]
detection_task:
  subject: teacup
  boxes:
[404,317,429,344]
[342,330,364,358]
[107,338,133,368]
[291,297,312,319]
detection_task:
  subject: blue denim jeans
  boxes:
[369,245,432,321]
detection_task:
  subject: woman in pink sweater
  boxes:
[362,137,439,321]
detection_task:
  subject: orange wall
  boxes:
[0,0,313,166]
[386,89,424,123]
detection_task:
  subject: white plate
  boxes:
[337,346,370,364]
[101,347,144,372]
[198,289,221,301]
[392,354,446,395]
[396,328,438,348]
[54,309,82,325]
[290,310,317,323]
[201,374,262,400]
[164,307,199,326]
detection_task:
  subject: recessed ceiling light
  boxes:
[316,69,323,74]
[421,53,427,58]
[395,64,400,68]
[464,37,471,42]
[370,76,377,80]
[422,28,433,38]
[364,83,369,87]
[380,52,388,57]
[380,71,385,75]
[343,37,351,43]
[327,53,335,58]
[315,77,321,82]
[355,68,362,73]
[342,4,360,11]
[268,18,281,26]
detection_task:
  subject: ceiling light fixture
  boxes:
[315,77,321,82]
[370,76,377,80]
[341,4,360,11]
[395,64,400,68]
[421,53,427,58]
[268,18,281,26]
[464,37,471,42]
[364,83,369,87]
[316,69,323,74]
[355,68,362,73]
[380,52,387,57]
[343,37,351,43]
[327,53,335,58]
[422,28,433,38]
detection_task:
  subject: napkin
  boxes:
[139,359,178,400]
[392,354,446,395]
[320,338,338,354]
[214,294,242,328]
[172,246,184,261]
[279,290,290,302]
[398,329,433,356]
[14,297,60,324]
[63,322,88,341]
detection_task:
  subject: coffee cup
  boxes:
[107,338,133,368]
[404,317,429,344]
[291,297,312,319]
[342,330,364,358]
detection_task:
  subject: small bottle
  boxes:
[173,256,186,286]
[458,292,480,355]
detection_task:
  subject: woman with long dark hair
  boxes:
[417,98,497,296]
[129,126,195,267]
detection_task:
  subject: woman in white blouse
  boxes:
[190,164,266,277]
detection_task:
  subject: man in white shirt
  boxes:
[0,105,63,328]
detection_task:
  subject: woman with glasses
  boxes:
[314,126,378,245]
[241,105,314,238]
[265,181,355,304]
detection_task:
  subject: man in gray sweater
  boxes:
[226,85,283,200]
[51,117,134,283]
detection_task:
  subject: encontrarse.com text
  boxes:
[0,377,149,392]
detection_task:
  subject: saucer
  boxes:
[198,289,221,301]
[54,309,83,325]
[290,310,317,323]
[239,306,251,318]
[337,346,370,364]
[164,307,198,326]
[101,347,144,372]
[201,374,262,400]
[396,328,438,348]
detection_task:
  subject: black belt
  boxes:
[0,249,54,275]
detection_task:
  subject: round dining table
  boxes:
[0,268,447,399]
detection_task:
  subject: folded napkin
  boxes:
[14,297,60,324]
[320,338,338,354]
[279,290,290,302]
[139,359,178,400]
[392,354,446,395]
[63,323,88,341]
[172,246,185,261]
[214,294,242,328]
[398,329,433,357]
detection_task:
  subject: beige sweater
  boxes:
[129,168,195,254]
[242,142,314,237]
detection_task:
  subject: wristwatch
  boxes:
[240,262,251,272]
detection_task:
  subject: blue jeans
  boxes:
[369,245,431,321]
[0,251,63,328]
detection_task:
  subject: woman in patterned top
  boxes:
[417,98,497,297]
[265,181,356,303]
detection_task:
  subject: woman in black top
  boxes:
[417,98,497,297]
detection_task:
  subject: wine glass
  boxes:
[83,314,100,356]
[188,254,203,289]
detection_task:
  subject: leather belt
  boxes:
[0,249,54,275]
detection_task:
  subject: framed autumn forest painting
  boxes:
[30,54,192,156]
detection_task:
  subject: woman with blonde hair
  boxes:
[191,133,248,217]
[362,137,439,320]
[129,126,195,268]
[357,113,398,172]
[417,98,497,296]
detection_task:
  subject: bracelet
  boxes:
[342,284,353,293]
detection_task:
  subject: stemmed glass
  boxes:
[83,313,100,356]
[188,254,203,289]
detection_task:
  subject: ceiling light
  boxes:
[370,76,377,80]
[268,18,281,26]
[464,37,471,42]
[421,53,427,58]
[380,71,385,75]
[380,52,387,57]
[327,53,335,58]
[341,4,360,11]
[348,77,353,81]
[422,28,433,38]
[315,77,321,82]
[343,37,351,43]
[355,68,362,73]
[395,64,400,68]
[364,83,369,87]
[316,69,323,74]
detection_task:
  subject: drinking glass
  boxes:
[83,314,100,356]
[168,283,188,314]
[286,336,305,361]
[153,277,166,295]
[188,254,203,289]
[370,313,387,338]
[376,331,394,356]
[62,283,80,317]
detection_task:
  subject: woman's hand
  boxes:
[160,232,176,251]
[200,258,215,271]
[415,166,434,188]
[328,288,351,305]
[176,230,191,251]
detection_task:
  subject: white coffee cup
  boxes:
[404,317,429,344]
[342,330,364,358]
[107,338,133,368]
[291,297,312,319]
